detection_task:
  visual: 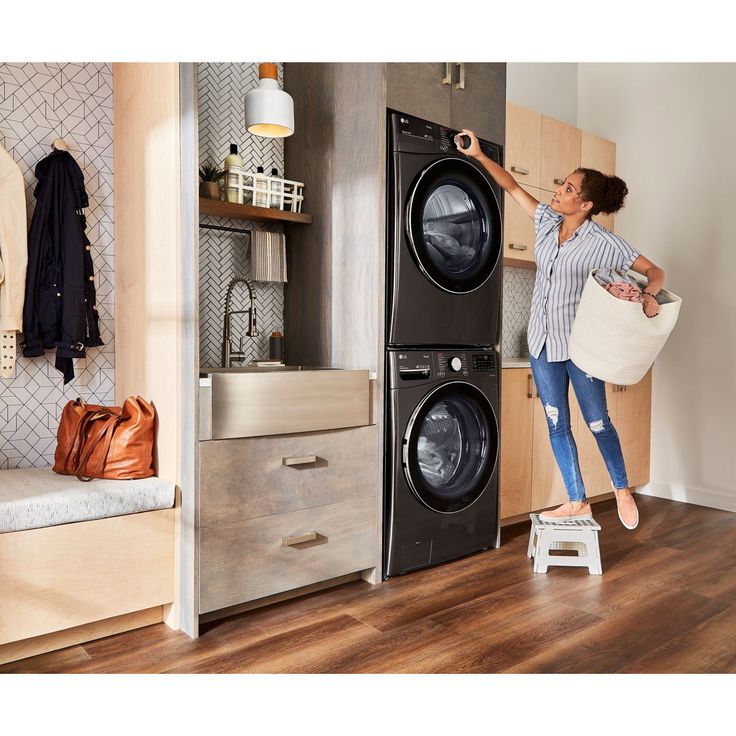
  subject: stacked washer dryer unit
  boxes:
[384,109,505,578]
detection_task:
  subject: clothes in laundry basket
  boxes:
[569,269,682,385]
[593,268,671,305]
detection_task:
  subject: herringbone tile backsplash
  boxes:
[0,62,114,469]
[198,63,286,369]
[502,267,534,358]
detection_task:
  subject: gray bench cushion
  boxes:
[0,468,176,533]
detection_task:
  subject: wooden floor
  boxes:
[4,494,736,674]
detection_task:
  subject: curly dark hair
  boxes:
[575,167,629,217]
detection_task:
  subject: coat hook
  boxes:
[51,137,69,151]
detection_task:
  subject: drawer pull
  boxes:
[282,455,318,467]
[283,531,319,547]
[527,373,538,399]
[442,62,452,85]
[554,177,565,185]
[509,243,528,251]
[511,166,529,175]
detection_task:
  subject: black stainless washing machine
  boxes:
[386,110,504,349]
[384,347,500,578]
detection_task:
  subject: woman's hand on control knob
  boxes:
[455,129,481,158]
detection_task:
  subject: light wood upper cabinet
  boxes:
[500,369,534,519]
[580,131,617,232]
[540,116,581,193]
[503,185,540,267]
[505,103,541,188]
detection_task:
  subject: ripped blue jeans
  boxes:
[529,345,629,502]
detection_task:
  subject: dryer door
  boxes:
[403,381,498,514]
[406,158,502,294]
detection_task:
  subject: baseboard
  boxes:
[636,481,736,513]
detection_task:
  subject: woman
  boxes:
[456,129,665,530]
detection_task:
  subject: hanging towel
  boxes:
[251,230,287,283]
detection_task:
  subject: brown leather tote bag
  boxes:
[53,396,156,481]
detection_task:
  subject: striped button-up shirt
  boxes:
[527,203,640,362]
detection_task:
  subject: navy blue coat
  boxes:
[22,150,103,383]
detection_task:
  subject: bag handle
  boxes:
[75,412,123,482]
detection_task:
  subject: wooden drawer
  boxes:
[199,495,376,613]
[199,425,379,527]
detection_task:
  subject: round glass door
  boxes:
[406,158,502,293]
[403,382,498,514]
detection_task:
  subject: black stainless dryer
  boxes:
[386,110,504,348]
[384,347,500,578]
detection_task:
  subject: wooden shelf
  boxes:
[199,198,313,225]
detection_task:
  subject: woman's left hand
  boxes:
[642,293,659,318]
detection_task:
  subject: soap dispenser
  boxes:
[224,143,244,203]
[254,165,268,207]
[269,167,283,209]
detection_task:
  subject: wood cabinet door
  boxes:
[531,381,580,511]
[574,382,619,497]
[499,369,534,519]
[449,63,506,146]
[504,185,540,266]
[613,369,652,487]
[386,63,452,127]
[506,103,541,188]
[581,131,616,232]
[540,116,581,193]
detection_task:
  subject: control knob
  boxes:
[448,356,463,372]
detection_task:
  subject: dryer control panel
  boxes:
[389,348,497,388]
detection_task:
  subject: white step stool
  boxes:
[528,513,602,575]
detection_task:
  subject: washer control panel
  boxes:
[391,349,497,385]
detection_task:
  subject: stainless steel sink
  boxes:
[203,364,303,374]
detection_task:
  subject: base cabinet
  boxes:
[500,367,652,520]
[198,425,379,615]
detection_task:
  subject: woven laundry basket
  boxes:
[569,271,682,385]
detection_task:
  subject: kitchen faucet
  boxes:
[222,277,260,367]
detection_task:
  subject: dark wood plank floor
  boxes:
[4,494,736,674]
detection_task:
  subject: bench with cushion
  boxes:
[0,468,176,666]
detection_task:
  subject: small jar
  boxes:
[269,331,284,361]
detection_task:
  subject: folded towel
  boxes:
[251,230,287,283]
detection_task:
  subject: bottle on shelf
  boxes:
[224,143,243,203]
[253,165,268,208]
[269,167,283,209]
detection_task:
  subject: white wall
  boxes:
[578,63,736,511]
[506,63,578,126]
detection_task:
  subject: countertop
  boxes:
[502,356,531,369]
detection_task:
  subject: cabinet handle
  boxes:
[554,177,565,185]
[509,243,528,251]
[283,531,320,547]
[511,166,529,175]
[442,62,452,86]
[527,373,537,399]
[455,62,465,90]
[282,455,319,467]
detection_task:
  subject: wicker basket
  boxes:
[569,270,682,385]
[225,170,304,212]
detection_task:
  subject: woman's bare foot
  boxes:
[614,487,639,529]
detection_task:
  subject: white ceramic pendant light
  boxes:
[244,62,294,138]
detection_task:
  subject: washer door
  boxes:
[406,158,502,294]
[403,381,498,514]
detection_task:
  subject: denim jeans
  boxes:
[529,345,629,502]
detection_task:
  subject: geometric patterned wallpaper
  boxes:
[198,62,286,369]
[0,62,114,468]
[502,266,535,358]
